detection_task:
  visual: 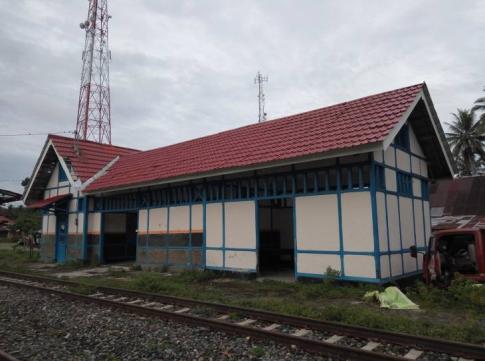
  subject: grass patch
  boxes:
[251,346,265,358]
[0,247,39,271]
[406,276,485,311]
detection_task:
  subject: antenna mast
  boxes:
[254,71,268,122]
[75,0,112,144]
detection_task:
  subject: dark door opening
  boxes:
[55,213,68,264]
[103,212,137,263]
[258,198,294,275]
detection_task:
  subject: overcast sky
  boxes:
[0,0,484,194]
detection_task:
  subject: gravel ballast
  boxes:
[0,284,328,361]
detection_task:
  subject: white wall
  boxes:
[206,203,223,247]
[88,212,101,234]
[376,192,388,253]
[295,194,339,251]
[225,250,256,270]
[297,253,340,275]
[148,208,168,233]
[169,206,190,232]
[344,255,376,278]
[375,122,431,279]
[225,201,256,249]
[192,204,203,232]
[341,192,374,252]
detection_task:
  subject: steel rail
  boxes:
[1,270,484,360]
[0,350,21,361]
[0,276,405,361]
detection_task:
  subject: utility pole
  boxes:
[75,0,112,144]
[254,71,268,123]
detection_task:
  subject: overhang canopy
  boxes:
[27,194,71,210]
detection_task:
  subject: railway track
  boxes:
[0,270,483,361]
[0,349,21,361]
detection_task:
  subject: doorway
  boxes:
[55,213,68,263]
[258,198,294,276]
[102,212,138,263]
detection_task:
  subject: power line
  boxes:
[0,130,74,137]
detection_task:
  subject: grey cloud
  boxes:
[1,0,484,194]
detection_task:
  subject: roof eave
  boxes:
[382,84,455,178]
[85,141,383,196]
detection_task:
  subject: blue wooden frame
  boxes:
[70,121,431,283]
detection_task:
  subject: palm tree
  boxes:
[446,109,485,176]
[473,87,485,122]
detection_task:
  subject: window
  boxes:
[394,124,410,151]
[58,165,68,182]
[375,165,385,190]
[421,179,429,200]
[397,171,412,196]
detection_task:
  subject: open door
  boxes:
[55,213,68,263]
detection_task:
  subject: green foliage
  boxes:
[446,108,485,175]
[178,269,219,283]
[251,346,265,358]
[0,247,39,271]
[320,304,485,343]
[6,206,41,238]
[67,283,96,295]
[406,277,485,311]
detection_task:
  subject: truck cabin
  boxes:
[412,228,485,284]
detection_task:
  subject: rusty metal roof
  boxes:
[430,176,485,230]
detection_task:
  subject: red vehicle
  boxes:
[411,228,485,285]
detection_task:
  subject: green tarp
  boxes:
[363,286,419,310]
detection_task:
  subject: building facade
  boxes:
[25,83,454,283]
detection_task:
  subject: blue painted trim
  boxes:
[94,159,372,212]
[296,272,383,283]
[297,250,375,256]
[206,247,257,252]
[336,158,345,276]
[146,207,151,264]
[380,151,393,279]
[99,212,105,263]
[421,196,427,248]
[255,199,260,273]
[202,182,207,269]
[145,246,203,251]
[82,196,89,261]
[291,165,297,279]
[166,203,170,266]
[222,178,226,270]
[380,247,426,255]
[205,265,257,273]
[409,149,419,270]
[389,143,426,161]
[370,153,381,279]
[189,195,193,269]
[394,145,405,275]
[374,158,428,179]
[44,184,70,191]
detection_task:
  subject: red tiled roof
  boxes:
[49,135,140,182]
[86,83,424,192]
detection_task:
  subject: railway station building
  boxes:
[24,83,455,283]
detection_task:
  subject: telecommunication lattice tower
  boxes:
[75,0,112,144]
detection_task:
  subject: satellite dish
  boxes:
[80,22,85,29]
